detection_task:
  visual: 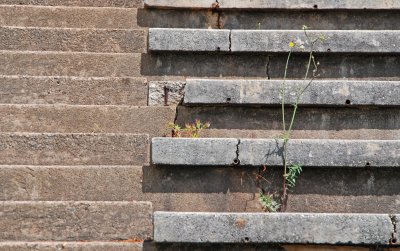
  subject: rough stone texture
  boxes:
[0,27,146,53]
[177,106,400,131]
[152,137,238,165]
[149,81,186,106]
[152,138,400,167]
[154,212,393,244]
[0,51,141,77]
[0,242,143,251]
[0,201,152,241]
[0,76,147,105]
[0,0,142,7]
[0,6,139,29]
[144,0,400,9]
[0,105,175,137]
[184,79,400,106]
[149,28,230,52]
[0,133,148,165]
[239,139,400,167]
[142,53,400,78]
[231,30,400,53]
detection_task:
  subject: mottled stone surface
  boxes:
[0,0,142,7]
[154,212,394,244]
[184,79,400,106]
[0,242,143,251]
[152,137,239,165]
[149,28,230,52]
[148,81,186,106]
[0,201,153,241]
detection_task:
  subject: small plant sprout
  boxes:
[259,192,281,212]
[260,25,326,212]
[168,120,210,138]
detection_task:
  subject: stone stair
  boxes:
[145,0,400,250]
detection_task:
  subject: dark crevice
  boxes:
[266,55,271,79]
[390,214,398,245]
[229,30,232,52]
[233,139,241,165]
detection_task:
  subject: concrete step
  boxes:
[0,51,140,77]
[0,0,142,7]
[0,76,148,105]
[0,5,139,29]
[0,27,146,53]
[0,201,152,241]
[0,242,143,251]
[183,79,400,106]
[149,28,400,53]
[152,138,400,167]
[0,105,175,137]
[145,0,400,10]
[154,212,399,246]
[0,133,148,165]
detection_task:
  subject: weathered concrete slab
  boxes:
[231,30,400,53]
[144,0,400,9]
[0,242,143,251]
[154,212,394,245]
[152,138,400,167]
[0,201,152,241]
[0,133,148,165]
[184,79,400,106]
[239,139,400,167]
[0,76,147,105]
[0,27,146,53]
[152,137,239,165]
[0,6,139,29]
[148,81,186,106]
[149,28,230,52]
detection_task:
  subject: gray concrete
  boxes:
[152,137,239,165]
[0,201,153,241]
[154,212,394,244]
[149,81,186,106]
[152,138,400,167]
[149,28,230,52]
[184,79,400,106]
[144,0,400,9]
[231,30,400,53]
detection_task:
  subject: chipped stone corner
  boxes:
[148,81,186,106]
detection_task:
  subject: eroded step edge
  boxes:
[151,138,400,167]
[154,212,399,245]
[184,79,400,106]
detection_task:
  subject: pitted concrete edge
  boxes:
[149,28,230,52]
[152,137,238,165]
[152,138,400,167]
[148,81,186,106]
[145,0,400,9]
[154,212,395,245]
[149,29,400,53]
[184,79,400,106]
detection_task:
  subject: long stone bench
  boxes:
[149,28,400,53]
[145,0,400,10]
[154,212,399,245]
[152,138,400,167]
[184,79,400,106]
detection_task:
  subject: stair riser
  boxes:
[0,0,142,7]
[0,6,139,29]
[0,105,175,137]
[0,52,141,77]
[0,242,142,251]
[0,133,148,165]
[0,201,152,241]
[0,76,147,105]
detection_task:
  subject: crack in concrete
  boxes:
[233,139,241,165]
[229,30,232,52]
[390,214,398,245]
[266,55,271,79]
